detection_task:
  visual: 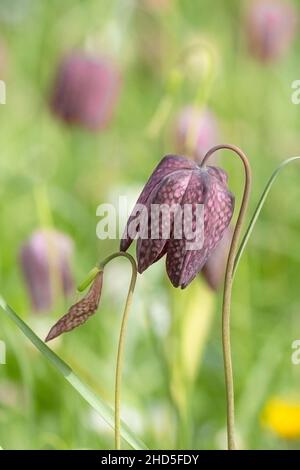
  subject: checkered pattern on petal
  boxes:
[179,170,234,288]
[137,170,192,273]
[207,166,228,185]
[120,155,196,251]
[45,272,103,342]
[121,153,235,289]
[166,169,209,287]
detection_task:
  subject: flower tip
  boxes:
[119,239,128,252]
[45,326,60,342]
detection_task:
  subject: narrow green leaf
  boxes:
[0,295,148,450]
[233,156,300,277]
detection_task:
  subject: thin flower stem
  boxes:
[72,251,138,449]
[201,144,252,450]
[98,252,138,450]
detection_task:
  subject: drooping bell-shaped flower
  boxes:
[121,155,234,288]
[45,271,103,342]
[202,226,233,291]
[50,51,121,131]
[175,107,219,164]
[246,0,297,63]
[20,229,74,312]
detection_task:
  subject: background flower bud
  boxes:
[19,229,74,312]
[245,0,298,63]
[175,106,219,164]
[202,226,233,291]
[50,51,121,131]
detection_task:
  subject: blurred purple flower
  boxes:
[246,0,297,63]
[202,226,233,291]
[20,229,74,312]
[45,271,103,342]
[175,107,219,164]
[50,52,121,131]
[121,155,234,288]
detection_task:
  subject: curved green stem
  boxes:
[201,144,252,450]
[233,156,300,278]
[77,266,101,292]
[98,252,138,450]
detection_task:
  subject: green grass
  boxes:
[0,0,300,450]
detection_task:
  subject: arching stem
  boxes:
[201,144,252,450]
[98,252,138,450]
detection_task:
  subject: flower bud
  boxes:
[50,52,121,131]
[175,107,219,164]
[20,229,74,312]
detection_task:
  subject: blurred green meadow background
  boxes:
[1,0,300,450]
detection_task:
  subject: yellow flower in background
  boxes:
[262,397,300,440]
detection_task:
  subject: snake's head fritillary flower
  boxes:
[20,229,74,312]
[246,0,297,63]
[120,155,234,288]
[50,52,121,131]
[175,107,219,164]
[45,271,103,342]
[202,226,233,291]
